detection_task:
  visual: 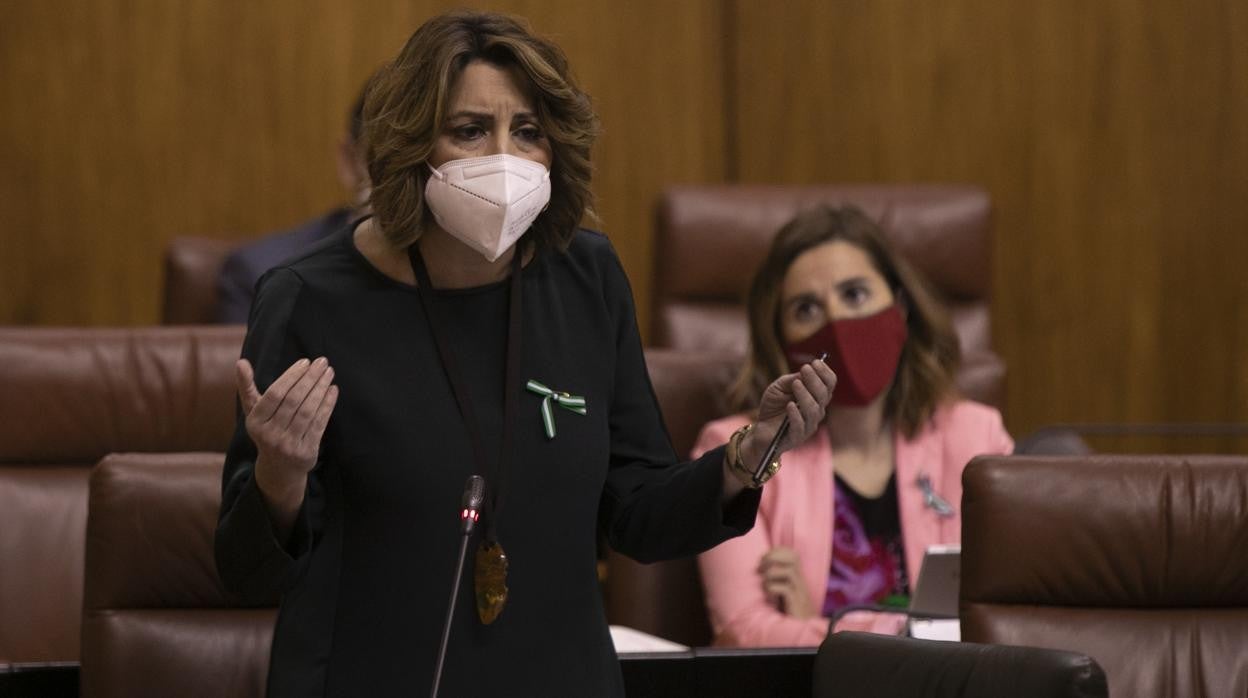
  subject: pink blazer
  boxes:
[694,400,1013,647]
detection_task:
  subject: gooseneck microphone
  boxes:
[431,475,485,698]
[458,475,486,534]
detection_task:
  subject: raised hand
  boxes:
[742,359,837,464]
[236,357,338,525]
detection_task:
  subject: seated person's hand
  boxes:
[758,546,816,619]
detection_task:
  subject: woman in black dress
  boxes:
[214,10,836,697]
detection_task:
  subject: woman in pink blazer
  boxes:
[695,206,1013,647]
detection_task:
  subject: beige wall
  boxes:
[1,1,1245,447]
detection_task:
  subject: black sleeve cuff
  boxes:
[215,473,313,605]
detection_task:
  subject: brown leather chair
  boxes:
[815,631,1107,698]
[652,184,1004,409]
[73,351,739,694]
[602,186,1005,646]
[961,455,1248,697]
[81,453,272,698]
[0,326,243,665]
[162,236,236,324]
[603,349,740,647]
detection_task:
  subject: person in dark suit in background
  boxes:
[214,87,372,323]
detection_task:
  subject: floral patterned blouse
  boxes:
[822,473,910,616]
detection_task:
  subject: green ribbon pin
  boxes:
[525,380,587,439]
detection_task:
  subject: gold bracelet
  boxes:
[725,424,781,488]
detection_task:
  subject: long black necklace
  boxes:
[409,242,523,625]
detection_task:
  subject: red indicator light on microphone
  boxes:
[460,508,479,522]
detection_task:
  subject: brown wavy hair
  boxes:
[728,206,961,438]
[361,11,599,250]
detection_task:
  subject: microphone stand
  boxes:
[430,532,472,698]
[431,475,484,698]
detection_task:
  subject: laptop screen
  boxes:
[908,544,961,618]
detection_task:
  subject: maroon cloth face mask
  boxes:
[784,304,908,407]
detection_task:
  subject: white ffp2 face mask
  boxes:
[424,154,552,262]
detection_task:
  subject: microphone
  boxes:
[459,474,485,534]
[431,475,484,698]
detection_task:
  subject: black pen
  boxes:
[752,352,828,486]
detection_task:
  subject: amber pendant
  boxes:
[474,540,509,624]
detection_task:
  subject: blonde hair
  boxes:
[362,11,599,250]
[729,206,961,438]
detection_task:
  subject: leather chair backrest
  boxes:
[815,631,1108,698]
[74,350,739,693]
[961,455,1248,698]
[652,184,1004,409]
[163,236,236,324]
[0,326,243,663]
[81,453,272,698]
[603,349,740,647]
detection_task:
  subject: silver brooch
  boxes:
[916,472,956,518]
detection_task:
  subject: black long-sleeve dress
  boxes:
[214,226,760,697]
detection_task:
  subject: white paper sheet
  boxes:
[609,625,690,653]
[907,618,961,642]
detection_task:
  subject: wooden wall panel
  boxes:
[3,1,1245,449]
[0,1,725,332]
[732,0,1248,447]
[482,0,727,333]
